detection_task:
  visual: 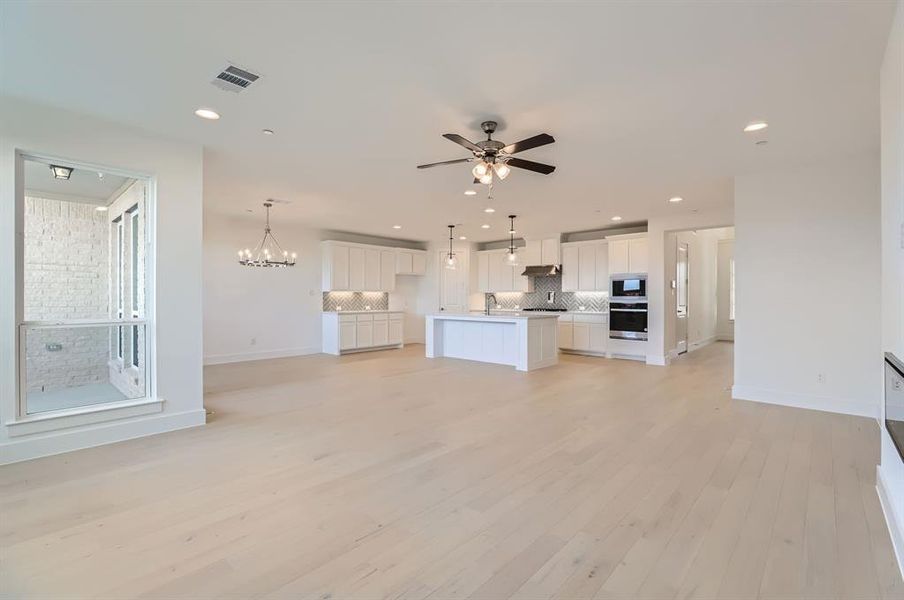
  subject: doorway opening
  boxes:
[18,156,152,416]
[666,226,734,359]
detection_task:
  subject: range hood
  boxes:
[521,265,561,277]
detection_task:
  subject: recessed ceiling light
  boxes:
[743,121,768,133]
[194,108,220,120]
[611,216,623,222]
[459,236,467,240]
[49,164,73,180]
[669,196,683,203]
[262,129,274,135]
[484,207,495,213]
[95,206,108,212]
[481,224,490,229]
[464,190,477,196]
[392,225,402,229]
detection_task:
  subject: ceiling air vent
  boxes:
[211,64,260,93]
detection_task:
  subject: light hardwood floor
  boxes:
[1,343,902,599]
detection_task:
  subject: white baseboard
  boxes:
[646,354,669,366]
[0,408,206,465]
[204,346,321,365]
[877,465,904,581]
[731,384,877,419]
[688,336,716,352]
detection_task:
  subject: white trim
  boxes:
[731,384,878,419]
[645,353,669,366]
[877,465,904,581]
[6,398,163,437]
[0,407,205,465]
[688,335,717,352]
[203,346,321,366]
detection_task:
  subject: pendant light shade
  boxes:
[444,224,458,270]
[506,215,520,267]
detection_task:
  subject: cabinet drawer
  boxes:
[574,314,606,324]
[389,312,403,321]
[558,314,574,323]
[372,313,389,321]
[356,314,374,323]
[339,314,357,323]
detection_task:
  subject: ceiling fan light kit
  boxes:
[417,120,556,185]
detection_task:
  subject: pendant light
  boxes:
[506,215,520,267]
[237,201,296,267]
[444,224,458,270]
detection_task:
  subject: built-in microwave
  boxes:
[611,275,647,300]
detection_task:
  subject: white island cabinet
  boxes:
[425,313,558,371]
[322,311,403,355]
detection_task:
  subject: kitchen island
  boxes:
[425,313,559,371]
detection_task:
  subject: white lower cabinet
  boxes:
[323,312,404,355]
[558,313,608,355]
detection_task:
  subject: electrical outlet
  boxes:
[816,372,825,384]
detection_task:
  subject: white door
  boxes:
[396,251,413,275]
[339,322,356,350]
[717,239,735,341]
[439,249,469,312]
[594,242,608,291]
[477,252,490,292]
[348,247,365,290]
[609,240,629,275]
[572,322,590,350]
[629,238,648,272]
[558,320,573,349]
[541,238,560,264]
[578,245,596,291]
[364,249,381,291]
[388,318,403,345]
[331,245,350,290]
[380,250,396,291]
[356,320,373,347]
[561,245,580,291]
[676,243,689,354]
[412,253,426,275]
[373,319,389,346]
[589,323,607,352]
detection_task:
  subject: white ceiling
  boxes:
[23,159,131,205]
[1,1,894,243]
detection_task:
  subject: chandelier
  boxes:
[237,201,296,267]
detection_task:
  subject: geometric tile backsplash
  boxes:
[323,292,389,312]
[486,273,609,312]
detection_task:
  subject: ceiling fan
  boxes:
[417,120,555,185]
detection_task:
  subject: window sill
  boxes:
[6,397,164,437]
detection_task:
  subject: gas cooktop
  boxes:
[522,307,568,312]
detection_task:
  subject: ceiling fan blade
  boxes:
[473,177,480,184]
[506,157,556,175]
[416,158,473,169]
[442,133,482,153]
[501,133,555,155]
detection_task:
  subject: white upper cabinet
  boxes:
[396,249,427,276]
[541,238,560,264]
[364,249,381,291]
[347,247,365,290]
[608,234,648,275]
[523,240,542,266]
[380,250,396,291]
[476,249,534,293]
[322,242,420,292]
[561,245,580,291]
[561,241,608,292]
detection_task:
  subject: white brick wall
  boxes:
[24,197,110,392]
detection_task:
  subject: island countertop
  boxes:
[428,312,560,322]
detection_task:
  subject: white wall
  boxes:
[732,154,881,418]
[203,213,323,364]
[879,0,904,578]
[0,96,205,463]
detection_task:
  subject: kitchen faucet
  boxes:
[485,294,497,315]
